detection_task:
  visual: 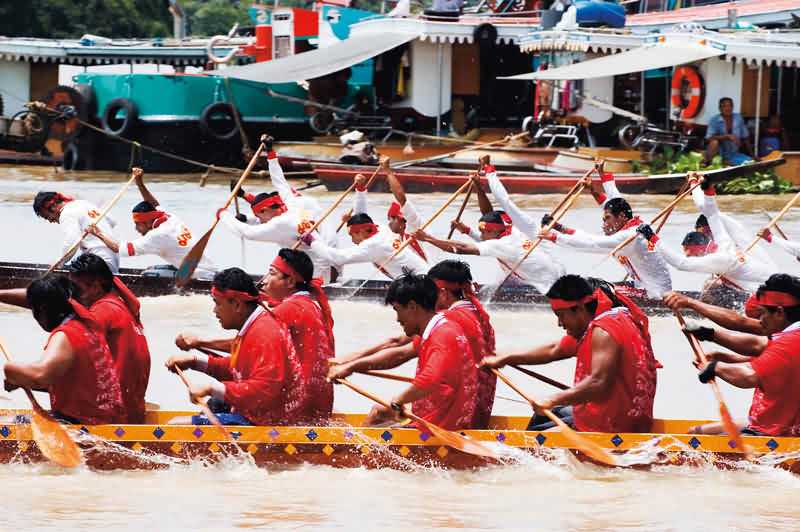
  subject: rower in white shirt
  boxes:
[302,173,428,279]
[217,136,339,283]
[758,227,800,263]
[33,191,119,272]
[637,178,775,293]
[87,168,216,280]
[414,208,565,294]
[541,169,672,299]
[347,155,431,264]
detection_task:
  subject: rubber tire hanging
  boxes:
[102,98,139,137]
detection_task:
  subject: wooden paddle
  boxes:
[490,369,619,466]
[447,182,475,239]
[359,369,413,383]
[335,165,384,234]
[173,366,232,439]
[233,195,246,269]
[493,172,590,289]
[511,365,569,390]
[673,311,751,458]
[743,189,800,255]
[760,210,789,240]
[176,136,268,287]
[0,339,81,468]
[607,177,704,260]
[47,168,140,274]
[393,131,530,170]
[335,377,500,460]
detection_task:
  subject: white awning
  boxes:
[222,30,421,83]
[500,42,725,81]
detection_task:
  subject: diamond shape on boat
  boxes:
[419,431,430,442]
[767,439,779,451]
[192,427,204,439]
[322,444,335,456]
[728,439,737,449]
[611,435,623,447]
[496,433,506,442]
[436,446,449,458]
[343,430,354,440]
[0,426,9,438]
[152,427,165,439]
[284,444,297,455]
[170,443,183,454]
[306,429,318,441]
[688,437,701,449]
[80,426,90,434]
[381,431,392,442]
[246,444,258,454]
[18,441,28,452]
[114,427,125,438]
[230,431,241,440]
[535,433,546,445]
[268,428,280,440]
[398,446,411,457]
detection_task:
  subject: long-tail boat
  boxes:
[0,410,795,472]
[0,262,746,315]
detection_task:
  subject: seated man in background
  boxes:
[705,97,752,165]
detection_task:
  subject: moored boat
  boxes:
[0,410,795,472]
[0,261,745,315]
[311,158,785,195]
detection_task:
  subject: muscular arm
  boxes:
[706,329,768,356]
[487,171,538,238]
[485,340,574,367]
[473,177,493,215]
[544,328,620,407]
[385,167,407,206]
[4,332,75,388]
[135,170,159,207]
[416,233,480,255]
[89,226,121,253]
[0,289,30,309]
[713,361,759,389]
[333,335,412,365]
[338,342,418,374]
[666,293,763,334]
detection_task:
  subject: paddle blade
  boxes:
[717,393,752,458]
[30,409,82,468]
[176,227,214,287]
[413,416,500,460]
[544,410,618,467]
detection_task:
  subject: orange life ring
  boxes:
[671,66,705,120]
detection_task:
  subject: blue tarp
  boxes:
[575,1,626,28]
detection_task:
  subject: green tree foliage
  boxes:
[0,0,171,39]
[182,0,252,37]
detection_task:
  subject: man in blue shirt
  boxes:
[705,97,752,166]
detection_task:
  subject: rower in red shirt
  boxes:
[2,275,125,424]
[0,253,150,423]
[261,248,334,423]
[688,273,800,437]
[167,267,306,426]
[66,254,151,423]
[330,273,478,430]
[427,260,496,428]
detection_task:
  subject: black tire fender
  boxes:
[102,98,138,137]
[198,102,240,141]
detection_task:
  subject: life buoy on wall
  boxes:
[671,66,705,120]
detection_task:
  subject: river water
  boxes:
[1,165,799,530]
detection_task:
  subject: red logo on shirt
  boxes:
[522,239,534,251]
[392,239,402,250]
[297,219,315,235]
[177,227,192,247]
[87,209,100,219]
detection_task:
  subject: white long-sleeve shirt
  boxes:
[59,199,119,272]
[464,227,564,294]
[554,225,672,298]
[687,186,776,290]
[352,189,431,263]
[486,169,565,270]
[219,154,338,282]
[120,212,216,280]
[310,224,427,280]
[772,235,800,259]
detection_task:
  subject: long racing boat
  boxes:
[0,410,795,472]
[0,261,746,315]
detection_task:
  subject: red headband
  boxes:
[683,242,718,256]
[251,195,286,214]
[271,256,305,284]
[211,286,261,302]
[479,213,512,237]
[132,210,166,223]
[42,192,73,211]
[549,288,604,311]
[756,290,800,308]
[387,202,404,219]
[744,294,761,318]
[348,223,378,236]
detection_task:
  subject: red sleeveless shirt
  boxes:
[573,308,657,433]
[47,317,126,425]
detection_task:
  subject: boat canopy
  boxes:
[222,29,421,83]
[499,41,725,81]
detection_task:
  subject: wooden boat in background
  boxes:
[0,262,745,315]
[311,157,785,195]
[0,409,795,472]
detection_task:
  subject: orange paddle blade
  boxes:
[175,225,214,287]
[409,413,500,460]
[30,406,82,468]
[543,409,618,466]
[713,383,752,458]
